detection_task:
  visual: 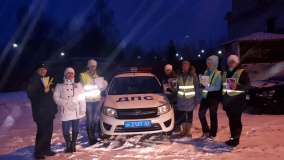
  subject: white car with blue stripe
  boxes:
[100,67,175,137]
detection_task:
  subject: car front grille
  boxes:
[116,107,158,119]
[114,123,162,132]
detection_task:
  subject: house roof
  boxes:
[219,32,284,46]
[239,32,284,41]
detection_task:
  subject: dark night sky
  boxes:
[0,0,231,50]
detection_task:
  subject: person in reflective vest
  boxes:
[222,55,251,147]
[79,59,108,145]
[173,60,201,136]
[198,55,222,141]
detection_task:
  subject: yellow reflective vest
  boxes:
[80,71,101,102]
[177,76,195,98]
[202,70,221,97]
[222,69,245,96]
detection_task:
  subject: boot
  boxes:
[186,123,192,137]
[178,122,188,136]
[71,131,78,152]
[86,126,97,145]
[172,125,182,135]
[63,134,72,153]
[225,138,239,146]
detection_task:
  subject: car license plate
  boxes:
[124,120,151,128]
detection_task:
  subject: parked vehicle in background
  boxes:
[246,75,284,114]
[99,67,175,138]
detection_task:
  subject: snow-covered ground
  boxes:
[0,91,284,160]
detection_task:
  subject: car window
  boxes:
[108,76,162,95]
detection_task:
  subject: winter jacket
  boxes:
[53,78,86,121]
[176,67,201,111]
[79,70,108,102]
[161,71,178,106]
[201,55,222,100]
[27,74,58,122]
[201,69,222,100]
[222,64,251,113]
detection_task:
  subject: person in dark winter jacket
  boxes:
[53,67,86,153]
[198,55,222,141]
[160,64,180,131]
[173,61,201,136]
[27,62,58,160]
[222,55,251,147]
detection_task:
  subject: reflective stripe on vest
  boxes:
[80,72,101,99]
[202,70,221,97]
[177,76,195,98]
[222,69,245,96]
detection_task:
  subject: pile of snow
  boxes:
[0,92,284,160]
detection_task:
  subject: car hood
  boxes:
[251,80,284,89]
[104,93,169,109]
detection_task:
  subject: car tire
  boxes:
[98,120,111,139]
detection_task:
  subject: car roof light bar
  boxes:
[117,67,152,73]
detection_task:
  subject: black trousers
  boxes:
[198,98,219,137]
[175,110,193,126]
[226,112,242,139]
[34,118,54,156]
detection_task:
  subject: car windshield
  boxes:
[108,76,163,95]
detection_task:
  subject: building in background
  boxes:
[219,0,284,74]
[225,0,284,40]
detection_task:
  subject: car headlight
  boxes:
[256,90,275,97]
[103,107,118,118]
[157,103,171,116]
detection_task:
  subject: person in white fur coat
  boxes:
[53,67,86,153]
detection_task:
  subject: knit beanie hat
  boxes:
[164,64,173,71]
[64,67,75,76]
[87,59,97,67]
[206,55,219,67]
[227,55,239,64]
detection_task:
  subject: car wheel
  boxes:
[98,120,111,139]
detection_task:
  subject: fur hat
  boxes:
[227,55,239,64]
[164,64,173,71]
[87,59,97,67]
[64,67,75,76]
[182,60,190,66]
[206,55,219,67]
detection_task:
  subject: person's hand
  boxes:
[230,83,237,90]
[44,86,50,93]
[199,84,205,89]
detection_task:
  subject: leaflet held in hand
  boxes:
[226,78,236,89]
[94,77,104,89]
[200,75,209,86]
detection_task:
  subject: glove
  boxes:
[199,84,206,89]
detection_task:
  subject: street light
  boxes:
[13,43,18,48]
[180,57,183,60]
[218,50,222,54]
[176,53,179,57]
[201,49,205,53]
[198,54,201,57]
[61,52,65,56]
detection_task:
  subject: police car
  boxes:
[99,67,175,137]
